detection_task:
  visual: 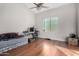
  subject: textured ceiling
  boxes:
[24,3,69,13]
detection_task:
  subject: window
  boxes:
[43,17,59,32]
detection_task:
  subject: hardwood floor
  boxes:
[1,39,79,56]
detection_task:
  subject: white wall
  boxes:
[35,4,76,41]
[0,3,35,34]
[0,3,77,41]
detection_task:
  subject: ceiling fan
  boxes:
[30,3,48,10]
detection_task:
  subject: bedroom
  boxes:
[0,3,79,56]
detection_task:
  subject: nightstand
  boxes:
[68,38,78,46]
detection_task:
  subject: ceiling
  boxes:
[24,3,69,13]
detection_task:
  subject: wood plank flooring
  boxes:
[1,39,79,56]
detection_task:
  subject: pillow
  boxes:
[0,32,24,41]
[0,34,7,41]
[4,33,18,39]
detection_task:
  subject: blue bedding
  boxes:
[0,37,28,53]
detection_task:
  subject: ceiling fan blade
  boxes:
[38,3,44,6]
[41,6,48,8]
[33,3,44,6]
[33,3,38,6]
[30,7,37,9]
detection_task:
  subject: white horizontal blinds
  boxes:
[43,17,59,32]
[44,18,51,32]
[51,17,59,31]
[43,19,45,31]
